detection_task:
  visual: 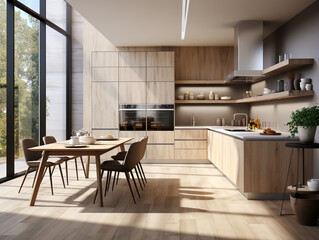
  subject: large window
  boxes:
[0,0,71,181]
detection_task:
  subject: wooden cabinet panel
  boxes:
[207,130,213,162]
[147,131,174,144]
[147,145,174,160]
[92,130,119,138]
[119,52,146,67]
[119,131,146,142]
[146,82,174,104]
[174,149,207,160]
[175,140,206,149]
[119,67,146,81]
[119,82,146,104]
[91,52,118,67]
[91,82,118,128]
[175,130,207,140]
[147,52,174,67]
[147,67,174,81]
[92,68,118,81]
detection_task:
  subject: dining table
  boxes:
[28,137,133,207]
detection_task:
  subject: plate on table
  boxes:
[65,144,87,148]
[259,133,281,135]
[97,137,118,141]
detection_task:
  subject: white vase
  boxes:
[300,82,306,90]
[298,126,317,144]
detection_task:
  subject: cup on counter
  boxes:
[305,84,312,90]
[70,136,80,145]
[216,118,221,126]
[215,94,220,100]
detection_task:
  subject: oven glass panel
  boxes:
[146,104,174,131]
[119,104,146,131]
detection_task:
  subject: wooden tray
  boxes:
[259,132,281,135]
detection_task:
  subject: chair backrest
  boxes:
[138,136,148,161]
[123,140,144,171]
[21,139,42,162]
[43,136,57,145]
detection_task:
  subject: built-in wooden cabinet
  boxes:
[147,82,175,104]
[146,67,174,82]
[175,129,207,140]
[91,51,118,67]
[119,67,146,81]
[147,52,174,67]
[91,82,118,128]
[146,145,175,162]
[147,131,174,144]
[119,52,146,67]
[119,82,147,104]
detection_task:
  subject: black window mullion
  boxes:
[39,0,46,144]
[66,3,72,139]
[6,0,15,177]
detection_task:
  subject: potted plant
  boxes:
[287,106,319,143]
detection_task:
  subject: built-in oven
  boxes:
[119,104,174,131]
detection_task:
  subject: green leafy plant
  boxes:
[287,106,319,137]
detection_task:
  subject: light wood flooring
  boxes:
[0,163,318,240]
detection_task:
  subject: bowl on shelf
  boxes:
[197,94,205,100]
[177,95,184,100]
[308,179,319,191]
[220,96,232,100]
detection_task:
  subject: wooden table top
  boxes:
[28,138,133,152]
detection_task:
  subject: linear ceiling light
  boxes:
[181,0,190,40]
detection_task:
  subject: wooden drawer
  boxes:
[119,131,146,143]
[175,130,207,140]
[175,140,207,149]
[147,131,174,144]
[146,145,174,160]
[174,149,207,160]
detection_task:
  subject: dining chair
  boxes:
[93,140,144,204]
[43,136,86,185]
[19,139,66,195]
[111,136,148,186]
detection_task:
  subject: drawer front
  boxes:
[174,149,207,160]
[119,131,147,143]
[175,140,207,149]
[147,145,174,160]
[175,130,207,140]
[147,131,174,144]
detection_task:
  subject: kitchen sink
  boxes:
[224,129,252,132]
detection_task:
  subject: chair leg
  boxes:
[112,171,117,191]
[58,164,66,188]
[18,167,31,193]
[80,156,86,177]
[32,167,39,188]
[136,164,145,187]
[138,162,147,183]
[74,158,79,180]
[134,167,143,191]
[107,171,112,191]
[104,171,110,196]
[130,171,140,198]
[125,172,136,204]
[93,170,104,204]
[65,161,69,185]
[116,171,120,185]
[48,166,54,195]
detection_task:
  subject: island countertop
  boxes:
[175,126,298,141]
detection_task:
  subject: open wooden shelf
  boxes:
[175,90,313,104]
[255,58,314,82]
[175,80,228,85]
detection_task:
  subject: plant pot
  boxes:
[290,193,319,226]
[298,126,316,144]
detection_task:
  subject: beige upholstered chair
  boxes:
[43,136,86,185]
[19,139,66,195]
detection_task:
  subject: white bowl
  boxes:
[307,179,319,191]
[79,136,96,145]
[220,96,232,100]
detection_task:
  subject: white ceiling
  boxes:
[66,0,315,46]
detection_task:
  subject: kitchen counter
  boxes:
[175,126,298,141]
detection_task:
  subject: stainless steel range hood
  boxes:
[226,21,264,82]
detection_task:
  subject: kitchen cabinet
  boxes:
[119,131,147,142]
[146,52,174,67]
[147,82,175,104]
[174,149,207,160]
[91,51,118,67]
[119,67,146,81]
[119,52,146,67]
[146,145,175,162]
[91,82,118,128]
[147,131,174,144]
[119,82,147,104]
[175,129,207,140]
[147,67,174,82]
[209,130,313,197]
[92,68,118,81]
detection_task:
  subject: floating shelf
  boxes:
[175,80,246,85]
[255,58,314,82]
[175,90,313,104]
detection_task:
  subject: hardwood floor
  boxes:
[0,163,318,240]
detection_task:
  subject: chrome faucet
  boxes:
[233,113,248,129]
[192,113,196,126]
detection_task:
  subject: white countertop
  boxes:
[175,126,298,141]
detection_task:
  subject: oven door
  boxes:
[146,104,174,131]
[119,104,146,131]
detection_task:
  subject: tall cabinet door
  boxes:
[92,82,119,128]
[147,82,175,104]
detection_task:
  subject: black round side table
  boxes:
[280,142,319,216]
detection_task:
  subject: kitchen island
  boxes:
[176,126,313,199]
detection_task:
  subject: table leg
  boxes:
[120,144,125,152]
[302,148,305,185]
[95,154,103,207]
[30,151,49,206]
[295,148,300,193]
[85,156,91,178]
